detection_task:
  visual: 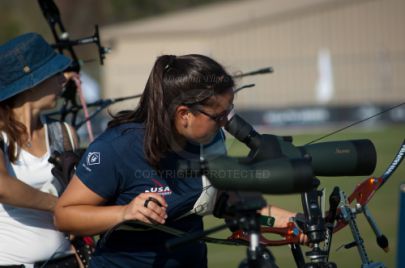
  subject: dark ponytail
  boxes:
[109,54,234,168]
[138,55,177,167]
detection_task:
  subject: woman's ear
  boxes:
[175,105,190,128]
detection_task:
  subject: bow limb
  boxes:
[380,139,405,184]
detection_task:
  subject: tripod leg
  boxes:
[239,246,279,268]
[290,243,305,268]
[261,246,279,268]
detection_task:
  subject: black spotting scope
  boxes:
[225,114,377,177]
[177,156,315,194]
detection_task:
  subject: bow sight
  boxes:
[38,0,110,136]
[38,0,109,72]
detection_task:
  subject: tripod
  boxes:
[167,193,279,268]
[231,199,278,268]
[293,178,337,268]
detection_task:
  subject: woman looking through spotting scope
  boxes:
[55,54,303,267]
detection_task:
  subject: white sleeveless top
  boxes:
[0,124,71,267]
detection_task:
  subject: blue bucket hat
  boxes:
[0,32,72,102]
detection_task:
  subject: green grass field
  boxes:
[204,124,405,268]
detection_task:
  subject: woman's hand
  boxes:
[261,205,309,245]
[122,193,168,225]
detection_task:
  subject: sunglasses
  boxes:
[192,104,234,123]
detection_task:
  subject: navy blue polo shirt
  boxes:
[76,122,225,268]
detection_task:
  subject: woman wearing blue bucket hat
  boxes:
[0,33,81,267]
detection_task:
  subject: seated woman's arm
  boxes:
[54,175,168,236]
[0,151,57,212]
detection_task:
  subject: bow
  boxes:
[38,0,109,141]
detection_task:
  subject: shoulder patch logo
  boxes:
[87,152,101,165]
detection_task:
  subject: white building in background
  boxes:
[101,0,405,112]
